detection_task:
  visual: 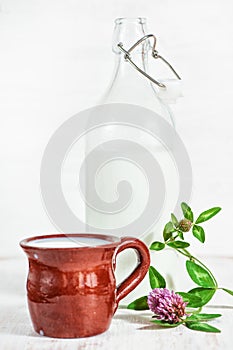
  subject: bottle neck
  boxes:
[103,18,155,104]
[112,17,148,54]
[112,17,150,84]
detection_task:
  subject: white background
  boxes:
[0,0,233,257]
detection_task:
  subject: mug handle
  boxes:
[114,236,150,310]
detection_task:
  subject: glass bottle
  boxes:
[84,17,180,234]
[95,18,182,295]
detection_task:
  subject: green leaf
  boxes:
[188,287,216,306]
[186,261,216,288]
[177,231,184,240]
[185,322,221,333]
[181,202,194,222]
[176,292,203,308]
[163,221,175,241]
[167,241,190,249]
[222,288,233,296]
[195,207,221,224]
[171,213,179,227]
[186,313,221,322]
[150,242,165,251]
[151,320,182,328]
[149,266,166,289]
[127,296,149,310]
[192,225,205,243]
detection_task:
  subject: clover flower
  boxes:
[178,219,192,232]
[147,288,188,324]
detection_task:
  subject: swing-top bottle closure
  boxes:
[117,34,183,103]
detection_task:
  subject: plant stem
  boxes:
[175,248,190,258]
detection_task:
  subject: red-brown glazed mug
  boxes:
[20,233,150,338]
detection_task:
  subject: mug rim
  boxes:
[20,233,121,250]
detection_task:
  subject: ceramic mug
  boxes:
[20,233,150,338]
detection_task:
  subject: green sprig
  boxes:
[129,202,233,333]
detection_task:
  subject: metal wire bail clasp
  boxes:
[117,34,181,89]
